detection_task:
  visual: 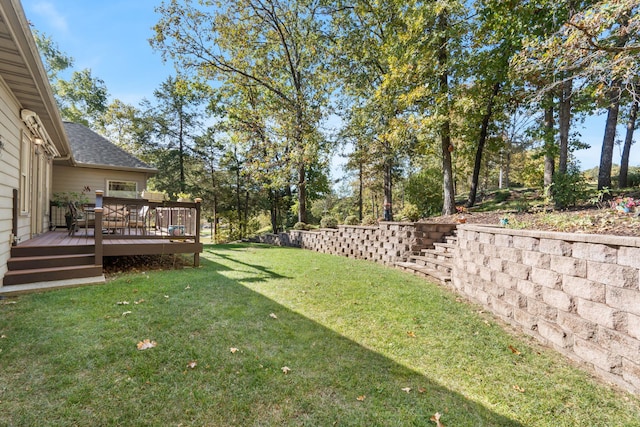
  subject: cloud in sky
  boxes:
[30,1,68,34]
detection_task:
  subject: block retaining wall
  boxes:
[452,224,640,394]
[252,222,457,265]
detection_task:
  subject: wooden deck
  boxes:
[17,230,204,258]
[3,194,203,293]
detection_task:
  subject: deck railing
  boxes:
[92,191,202,266]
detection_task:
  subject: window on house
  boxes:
[107,180,138,198]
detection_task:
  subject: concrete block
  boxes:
[531,267,562,289]
[538,319,572,348]
[527,298,558,322]
[587,261,639,289]
[539,238,572,256]
[513,235,539,251]
[618,246,640,269]
[550,255,587,278]
[574,337,622,374]
[629,313,640,340]
[491,298,514,319]
[521,251,551,269]
[516,279,542,299]
[494,271,516,289]
[494,233,513,248]
[576,298,625,331]
[606,287,640,316]
[622,358,640,394]
[504,261,531,280]
[572,242,617,263]
[514,307,538,331]
[557,311,597,340]
[478,232,495,245]
[598,327,640,363]
[542,287,574,312]
[504,288,527,309]
[562,275,606,303]
[498,247,522,263]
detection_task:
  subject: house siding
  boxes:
[52,164,151,202]
[0,77,28,285]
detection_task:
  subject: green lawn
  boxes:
[1,243,639,426]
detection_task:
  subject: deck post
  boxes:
[94,191,104,266]
[193,198,202,267]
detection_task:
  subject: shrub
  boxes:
[293,222,308,230]
[320,216,338,229]
[344,215,360,225]
[494,190,510,203]
[552,165,588,209]
[361,215,378,226]
[396,203,421,222]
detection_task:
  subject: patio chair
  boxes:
[129,205,150,235]
[67,201,88,236]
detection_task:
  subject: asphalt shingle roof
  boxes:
[63,122,156,172]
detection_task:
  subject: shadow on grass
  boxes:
[0,245,524,426]
[203,244,290,281]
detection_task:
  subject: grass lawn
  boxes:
[1,243,639,426]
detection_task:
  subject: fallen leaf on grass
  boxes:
[164,295,170,299]
[134,299,145,305]
[185,285,191,290]
[430,412,444,427]
[406,331,417,338]
[508,345,521,355]
[187,361,197,369]
[418,387,427,393]
[136,339,157,350]
[401,387,411,393]
[269,313,278,319]
[356,395,366,401]
[122,311,132,316]
[116,301,129,305]
[230,347,239,354]
[513,385,525,393]
[281,366,291,374]
[0,335,7,339]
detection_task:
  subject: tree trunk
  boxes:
[598,80,622,190]
[383,155,393,221]
[297,164,307,223]
[358,160,364,221]
[270,189,278,233]
[543,99,555,195]
[438,12,456,215]
[467,82,500,208]
[558,79,572,175]
[619,100,638,188]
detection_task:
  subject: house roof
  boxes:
[0,0,70,157]
[62,121,157,174]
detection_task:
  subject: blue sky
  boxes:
[20,0,636,172]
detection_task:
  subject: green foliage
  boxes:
[493,190,510,203]
[343,215,360,225]
[552,165,589,208]
[396,203,421,222]
[361,214,378,226]
[293,221,308,230]
[320,216,338,229]
[404,169,444,217]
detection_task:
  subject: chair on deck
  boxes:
[67,202,88,236]
[129,205,150,235]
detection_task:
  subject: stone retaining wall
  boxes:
[252,222,457,265]
[452,224,640,394]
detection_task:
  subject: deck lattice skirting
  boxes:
[254,222,640,395]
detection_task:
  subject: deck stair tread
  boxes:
[3,265,103,286]
[8,253,95,270]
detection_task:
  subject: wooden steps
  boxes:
[394,229,458,284]
[3,244,104,288]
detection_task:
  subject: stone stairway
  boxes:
[395,230,457,285]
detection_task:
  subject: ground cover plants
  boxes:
[1,244,640,426]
